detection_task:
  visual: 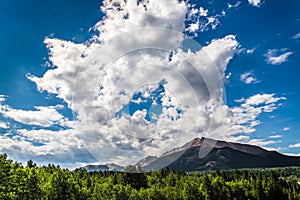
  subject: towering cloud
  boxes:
[0,0,285,168]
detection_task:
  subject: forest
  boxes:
[1,153,300,200]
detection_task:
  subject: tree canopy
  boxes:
[0,154,300,200]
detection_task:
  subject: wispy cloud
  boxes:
[186,5,224,34]
[264,49,293,65]
[289,143,300,148]
[283,127,290,131]
[246,48,256,54]
[292,33,300,40]
[264,146,283,151]
[216,93,286,145]
[248,0,263,7]
[228,1,241,9]
[269,135,282,139]
[240,71,260,84]
[285,152,300,156]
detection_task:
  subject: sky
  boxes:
[0,0,299,169]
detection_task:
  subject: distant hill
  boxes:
[82,137,300,172]
[82,163,124,172]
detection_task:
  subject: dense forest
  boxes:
[1,154,300,200]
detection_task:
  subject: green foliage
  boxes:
[1,154,300,200]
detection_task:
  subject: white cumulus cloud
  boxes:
[240,71,260,84]
[264,49,293,65]
[0,101,69,128]
[236,93,286,107]
[23,0,242,166]
[0,0,287,168]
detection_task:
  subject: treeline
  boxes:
[1,154,300,200]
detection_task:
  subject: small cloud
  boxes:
[238,93,286,107]
[264,49,293,65]
[228,1,241,9]
[186,6,223,33]
[240,71,260,84]
[248,0,263,7]
[283,127,290,131]
[292,33,300,40]
[0,94,6,102]
[186,22,200,32]
[0,103,68,127]
[0,122,8,129]
[236,47,256,55]
[264,147,283,151]
[225,72,232,79]
[207,16,220,30]
[289,143,300,148]
[199,7,208,17]
[246,48,256,54]
[269,135,282,139]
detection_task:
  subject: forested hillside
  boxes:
[1,154,300,200]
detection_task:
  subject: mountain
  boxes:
[81,137,300,172]
[82,163,124,172]
[141,137,300,171]
[135,156,158,167]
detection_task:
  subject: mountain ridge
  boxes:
[81,137,300,172]
[160,137,268,158]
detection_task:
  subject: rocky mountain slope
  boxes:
[82,137,300,172]
[141,137,300,171]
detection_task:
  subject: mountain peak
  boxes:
[187,137,268,156]
[190,137,206,145]
[141,137,300,171]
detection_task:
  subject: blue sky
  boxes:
[0,0,101,107]
[0,0,299,168]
